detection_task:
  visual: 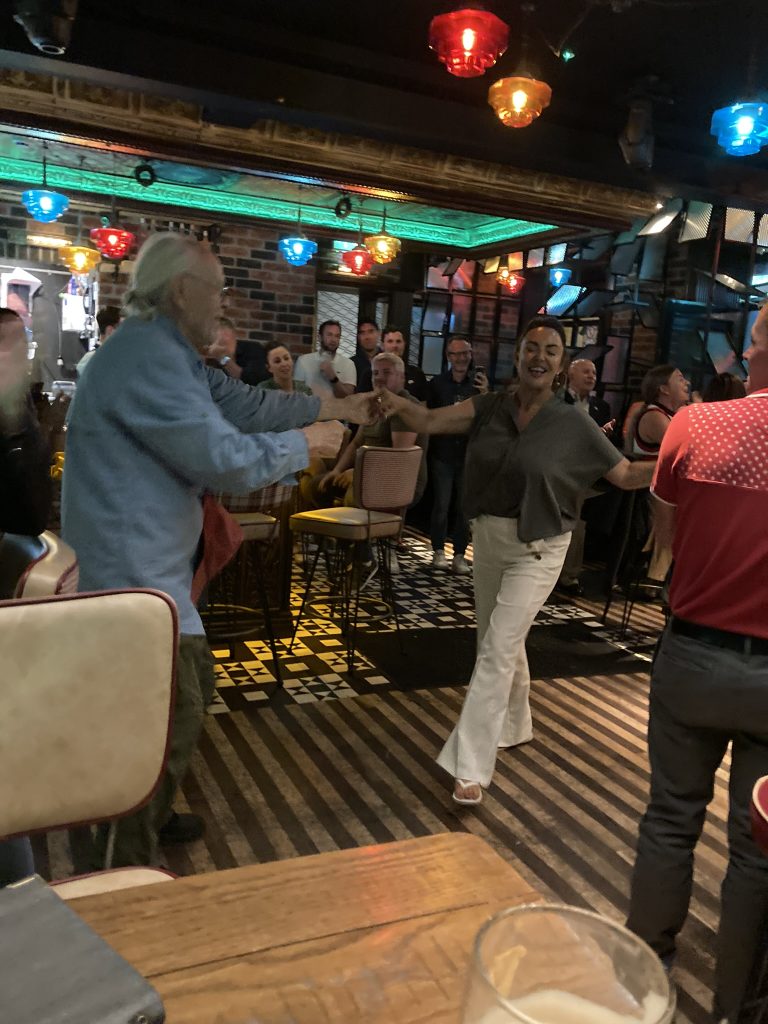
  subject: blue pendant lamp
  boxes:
[278,191,317,266]
[278,235,318,266]
[711,101,768,156]
[711,38,768,157]
[22,146,69,222]
[549,266,572,287]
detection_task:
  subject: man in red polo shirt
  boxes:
[627,330,768,1023]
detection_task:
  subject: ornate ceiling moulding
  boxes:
[0,69,656,229]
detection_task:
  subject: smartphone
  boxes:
[474,365,486,383]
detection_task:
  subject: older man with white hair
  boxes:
[62,233,372,867]
[302,351,426,512]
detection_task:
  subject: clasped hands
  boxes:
[339,389,406,426]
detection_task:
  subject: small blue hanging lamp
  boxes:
[278,191,317,266]
[22,144,69,223]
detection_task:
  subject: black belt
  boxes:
[670,617,768,656]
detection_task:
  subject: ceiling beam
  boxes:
[0,65,656,231]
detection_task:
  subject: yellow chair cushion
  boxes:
[290,507,401,541]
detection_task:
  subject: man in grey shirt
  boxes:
[63,233,371,866]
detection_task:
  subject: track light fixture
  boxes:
[13,0,79,56]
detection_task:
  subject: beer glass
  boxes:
[462,904,675,1024]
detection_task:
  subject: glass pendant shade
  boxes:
[22,188,69,223]
[488,73,552,128]
[429,8,509,78]
[59,243,101,275]
[278,235,318,266]
[497,267,524,293]
[341,245,374,276]
[90,227,136,261]
[711,100,768,156]
[364,230,402,264]
[549,266,572,287]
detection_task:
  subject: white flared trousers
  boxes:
[436,515,571,788]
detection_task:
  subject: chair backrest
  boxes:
[0,589,177,841]
[353,445,423,513]
[0,530,79,601]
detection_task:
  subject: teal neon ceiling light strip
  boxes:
[0,156,556,248]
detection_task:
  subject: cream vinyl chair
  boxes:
[0,588,178,899]
[0,529,79,600]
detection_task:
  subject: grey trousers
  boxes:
[627,627,768,1022]
[89,635,215,868]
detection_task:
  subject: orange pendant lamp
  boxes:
[488,33,551,129]
[59,241,101,275]
[488,72,551,127]
[364,209,402,265]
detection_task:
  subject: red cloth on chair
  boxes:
[191,493,243,604]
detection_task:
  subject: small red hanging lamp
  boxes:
[342,213,375,276]
[90,173,136,261]
[90,226,136,261]
[429,6,509,79]
[342,244,374,276]
[497,265,524,294]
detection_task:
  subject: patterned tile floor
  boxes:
[208,533,662,709]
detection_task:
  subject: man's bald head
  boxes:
[568,358,597,399]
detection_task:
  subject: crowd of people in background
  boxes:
[2,228,767,1024]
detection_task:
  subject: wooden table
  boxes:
[73,833,539,1024]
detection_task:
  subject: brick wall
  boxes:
[0,201,317,356]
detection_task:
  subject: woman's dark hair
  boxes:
[515,315,568,351]
[702,372,746,403]
[640,364,676,405]
[265,339,291,357]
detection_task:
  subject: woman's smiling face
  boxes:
[516,326,566,392]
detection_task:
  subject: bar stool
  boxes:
[289,445,423,673]
[201,511,284,689]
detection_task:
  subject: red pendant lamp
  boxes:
[341,244,374,276]
[497,266,524,294]
[429,7,509,79]
[90,226,136,261]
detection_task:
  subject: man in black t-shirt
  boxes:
[206,316,268,385]
[357,325,428,402]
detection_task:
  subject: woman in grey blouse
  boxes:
[380,316,655,805]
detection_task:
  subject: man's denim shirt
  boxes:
[62,315,319,634]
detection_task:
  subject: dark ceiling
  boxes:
[2,0,768,207]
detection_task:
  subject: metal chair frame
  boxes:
[289,446,423,674]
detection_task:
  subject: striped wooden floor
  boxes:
[38,546,728,1022]
[43,668,726,1023]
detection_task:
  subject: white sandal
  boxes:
[453,779,483,805]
